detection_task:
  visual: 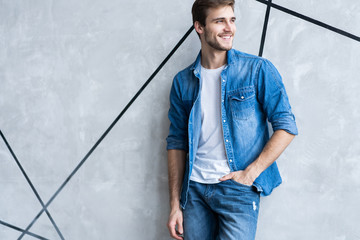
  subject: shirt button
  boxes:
[229,159,233,162]
[241,96,245,99]
[223,120,226,122]
[222,79,225,82]
[226,139,229,142]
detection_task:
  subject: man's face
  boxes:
[201,6,236,52]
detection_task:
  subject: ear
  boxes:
[194,21,205,35]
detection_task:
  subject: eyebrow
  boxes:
[211,17,236,22]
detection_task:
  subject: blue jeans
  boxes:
[183,180,260,240]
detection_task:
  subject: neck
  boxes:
[200,46,227,69]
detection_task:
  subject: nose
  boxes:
[224,20,233,32]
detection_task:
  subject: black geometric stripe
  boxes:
[0,130,64,239]
[255,0,360,42]
[258,0,272,56]
[0,219,49,240]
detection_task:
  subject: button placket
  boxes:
[221,75,235,170]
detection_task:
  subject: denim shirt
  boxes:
[166,49,298,209]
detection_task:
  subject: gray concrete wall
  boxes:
[1,0,359,239]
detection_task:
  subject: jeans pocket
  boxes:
[229,179,253,188]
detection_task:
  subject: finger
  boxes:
[177,219,183,235]
[169,224,176,236]
[168,223,183,240]
[219,172,233,181]
[175,230,184,240]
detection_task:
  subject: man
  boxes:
[166,0,298,239]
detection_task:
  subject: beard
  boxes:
[204,30,233,51]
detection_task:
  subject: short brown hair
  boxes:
[192,0,235,26]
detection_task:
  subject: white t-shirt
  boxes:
[190,65,231,184]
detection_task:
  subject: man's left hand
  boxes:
[219,170,256,186]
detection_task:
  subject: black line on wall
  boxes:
[258,0,272,56]
[0,130,65,240]
[17,25,195,239]
[255,0,360,42]
[0,219,49,240]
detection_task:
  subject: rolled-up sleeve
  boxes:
[166,75,189,151]
[256,59,298,135]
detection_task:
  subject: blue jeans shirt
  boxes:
[166,49,298,209]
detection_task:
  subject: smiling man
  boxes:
[166,0,298,239]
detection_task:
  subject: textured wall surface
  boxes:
[1,0,359,239]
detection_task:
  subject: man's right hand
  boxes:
[167,149,186,239]
[167,208,184,240]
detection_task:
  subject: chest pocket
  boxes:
[228,87,255,120]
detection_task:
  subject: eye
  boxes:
[216,20,223,23]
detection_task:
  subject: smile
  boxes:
[220,35,232,40]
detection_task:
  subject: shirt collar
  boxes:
[191,49,235,77]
